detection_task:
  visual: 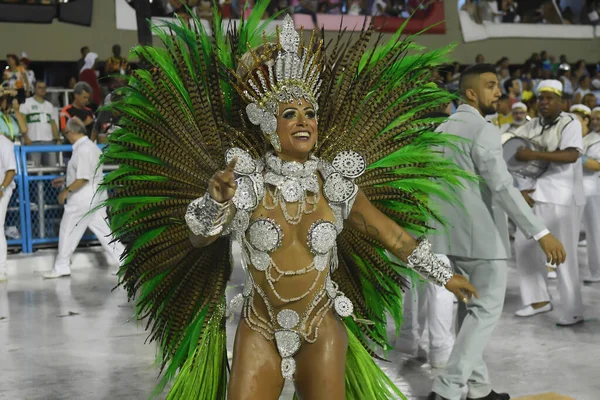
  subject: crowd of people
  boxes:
[463,0,600,25]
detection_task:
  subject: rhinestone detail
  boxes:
[334,295,354,317]
[275,330,301,358]
[277,309,300,329]
[332,151,366,179]
[323,172,358,203]
[307,220,337,255]
[226,147,256,175]
[281,357,296,380]
[250,251,271,271]
[247,218,283,253]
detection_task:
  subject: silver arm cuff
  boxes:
[185,193,231,237]
[406,237,453,287]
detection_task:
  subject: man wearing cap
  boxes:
[500,102,529,135]
[570,104,600,283]
[513,79,586,326]
[427,64,565,400]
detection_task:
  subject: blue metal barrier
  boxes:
[18,144,110,254]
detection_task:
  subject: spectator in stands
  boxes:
[105,44,128,76]
[475,54,485,64]
[500,0,518,22]
[371,0,387,16]
[583,92,598,109]
[561,93,573,113]
[558,63,574,96]
[581,0,600,25]
[504,77,521,105]
[574,60,590,78]
[79,52,102,111]
[491,94,513,127]
[92,88,123,144]
[3,54,29,104]
[20,81,61,166]
[60,82,95,137]
[0,94,17,282]
[76,46,89,76]
[19,55,35,96]
[496,56,510,73]
[0,89,28,143]
[43,117,124,279]
[574,75,592,104]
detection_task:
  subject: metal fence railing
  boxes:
[7,144,116,254]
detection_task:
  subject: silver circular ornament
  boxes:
[277,309,300,329]
[332,151,366,178]
[334,295,354,317]
[323,173,358,203]
[281,179,303,203]
[226,148,256,175]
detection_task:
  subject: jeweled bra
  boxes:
[223,148,365,379]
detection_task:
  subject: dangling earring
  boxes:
[313,138,318,152]
[269,133,282,152]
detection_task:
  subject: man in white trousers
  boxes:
[427,65,565,400]
[398,254,455,368]
[0,105,17,282]
[43,118,123,279]
[513,80,586,326]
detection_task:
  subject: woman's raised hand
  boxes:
[208,157,238,203]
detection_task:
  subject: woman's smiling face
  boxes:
[275,99,318,162]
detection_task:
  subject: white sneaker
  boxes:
[556,315,584,326]
[515,303,552,317]
[583,276,600,283]
[0,271,7,282]
[42,270,71,279]
[547,270,558,280]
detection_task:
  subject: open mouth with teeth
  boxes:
[292,131,311,140]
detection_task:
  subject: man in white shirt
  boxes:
[20,81,61,166]
[0,133,16,282]
[513,79,586,326]
[43,118,124,279]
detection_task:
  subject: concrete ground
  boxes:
[0,243,598,400]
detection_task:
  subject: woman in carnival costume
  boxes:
[101,3,478,399]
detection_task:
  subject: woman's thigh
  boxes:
[228,319,285,400]
[294,313,348,400]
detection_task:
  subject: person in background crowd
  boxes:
[592,106,600,132]
[76,46,89,75]
[0,89,28,143]
[20,81,61,166]
[91,90,123,144]
[398,80,456,371]
[558,63,574,96]
[574,75,592,104]
[570,104,600,283]
[104,44,128,76]
[490,94,513,127]
[19,55,36,97]
[513,80,585,326]
[0,98,17,282]
[60,82,95,137]
[574,60,590,79]
[3,54,29,104]
[475,54,485,64]
[500,101,529,134]
[78,52,102,111]
[582,92,598,109]
[562,93,574,113]
[504,77,521,105]
[43,118,124,279]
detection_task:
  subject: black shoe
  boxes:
[427,392,450,400]
[467,390,510,400]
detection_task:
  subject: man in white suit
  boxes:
[427,65,566,400]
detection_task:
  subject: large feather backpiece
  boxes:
[100,4,472,398]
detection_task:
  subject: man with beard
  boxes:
[513,80,586,326]
[427,65,565,400]
[500,102,530,135]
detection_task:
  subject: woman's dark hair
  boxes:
[6,54,19,64]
